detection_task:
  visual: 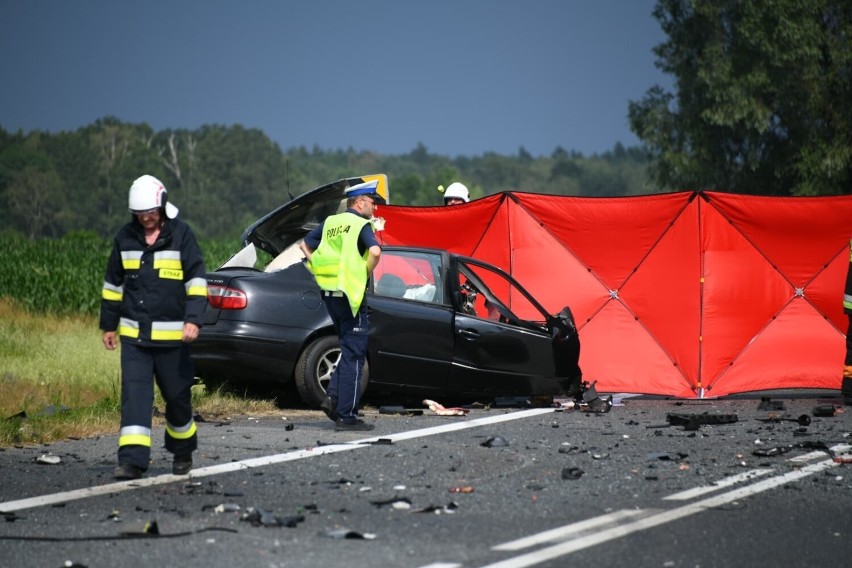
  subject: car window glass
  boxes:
[373,251,443,304]
[457,261,547,326]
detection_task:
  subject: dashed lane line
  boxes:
[663,468,773,501]
[492,509,655,551]
[470,444,849,568]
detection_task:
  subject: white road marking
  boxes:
[0,407,555,513]
[663,468,773,501]
[477,453,845,568]
[788,450,833,463]
[492,509,654,551]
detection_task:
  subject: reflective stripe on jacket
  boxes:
[309,212,371,316]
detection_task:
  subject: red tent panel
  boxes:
[706,192,852,290]
[706,299,845,395]
[580,302,695,397]
[699,203,795,386]
[618,202,701,391]
[516,191,695,287]
[376,197,501,255]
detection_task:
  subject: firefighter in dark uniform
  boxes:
[100,175,208,479]
[299,180,384,431]
[843,238,852,405]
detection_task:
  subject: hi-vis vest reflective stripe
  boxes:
[166,419,197,440]
[119,425,151,448]
[310,213,371,316]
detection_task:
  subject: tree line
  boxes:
[0,120,652,240]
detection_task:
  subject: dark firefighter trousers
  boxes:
[119,342,198,470]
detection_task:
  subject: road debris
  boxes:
[378,406,423,415]
[812,404,840,417]
[423,399,468,416]
[241,507,304,528]
[36,453,61,465]
[561,467,584,480]
[320,528,377,539]
[666,412,738,430]
[756,413,811,426]
[481,436,509,448]
[412,502,459,514]
[370,497,412,509]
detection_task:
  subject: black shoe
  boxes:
[172,454,193,475]
[320,396,339,422]
[334,418,375,432]
[114,463,144,480]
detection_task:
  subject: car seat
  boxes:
[375,273,406,298]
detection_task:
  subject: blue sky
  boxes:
[0,0,671,158]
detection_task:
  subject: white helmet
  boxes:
[443,182,470,204]
[128,175,179,219]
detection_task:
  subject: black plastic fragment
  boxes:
[666,412,738,430]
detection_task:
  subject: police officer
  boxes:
[299,180,384,431]
[100,175,208,479]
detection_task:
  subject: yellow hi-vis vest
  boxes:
[309,212,372,316]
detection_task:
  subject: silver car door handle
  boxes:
[458,329,480,339]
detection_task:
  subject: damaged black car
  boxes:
[190,176,582,407]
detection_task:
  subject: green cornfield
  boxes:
[0,232,240,316]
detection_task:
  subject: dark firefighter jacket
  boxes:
[100,216,208,346]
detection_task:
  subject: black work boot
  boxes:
[172,454,193,475]
[320,396,339,422]
[114,463,144,480]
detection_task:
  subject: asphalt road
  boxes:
[1,395,850,568]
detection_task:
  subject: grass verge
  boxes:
[0,298,280,448]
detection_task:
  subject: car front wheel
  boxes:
[294,335,370,408]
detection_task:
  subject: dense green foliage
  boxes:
[0,233,240,316]
[630,0,852,195]
[0,121,653,241]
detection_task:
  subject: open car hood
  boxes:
[242,174,388,258]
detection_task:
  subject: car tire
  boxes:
[294,335,370,408]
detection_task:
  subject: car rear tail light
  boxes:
[208,285,247,310]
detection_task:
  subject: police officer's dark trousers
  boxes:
[323,294,369,422]
[119,342,198,470]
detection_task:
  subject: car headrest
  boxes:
[375,273,406,298]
